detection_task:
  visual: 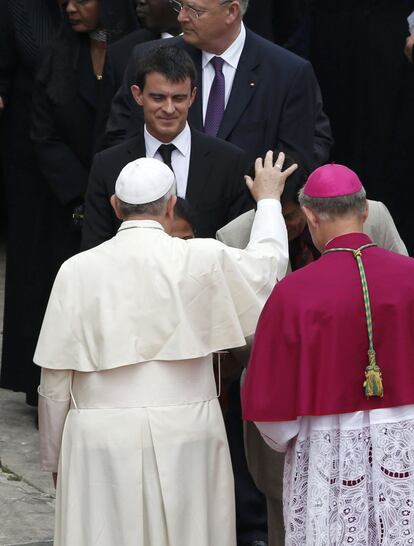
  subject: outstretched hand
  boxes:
[245,151,298,202]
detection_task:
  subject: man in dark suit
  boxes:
[105,0,332,170]
[82,46,251,250]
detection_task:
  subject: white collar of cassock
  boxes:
[117,219,165,233]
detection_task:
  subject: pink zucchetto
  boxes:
[303,163,363,198]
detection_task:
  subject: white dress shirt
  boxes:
[201,24,246,122]
[144,123,191,198]
[161,32,183,39]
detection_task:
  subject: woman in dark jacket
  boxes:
[31,0,137,264]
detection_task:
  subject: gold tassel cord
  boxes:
[323,243,383,398]
[363,349,384,398]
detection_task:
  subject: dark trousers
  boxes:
[225,379,268,545]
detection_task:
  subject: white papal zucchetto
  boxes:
[115,157,175,205]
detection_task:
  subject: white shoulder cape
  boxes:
[34,220,285,372]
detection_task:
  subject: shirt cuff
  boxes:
[250,199,285,244]
[38,393,70,472]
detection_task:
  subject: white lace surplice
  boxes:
[257,405,414,545]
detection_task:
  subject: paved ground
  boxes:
[0,243,54,546]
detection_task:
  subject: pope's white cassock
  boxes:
[34,198,288,546]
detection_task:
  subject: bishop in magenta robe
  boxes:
[242,163,414,545]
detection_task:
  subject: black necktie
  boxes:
[157,143,176,172]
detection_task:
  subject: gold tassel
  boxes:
[363,349,384,398]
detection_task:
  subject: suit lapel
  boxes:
[127,132,146,159]
[185,130,211,208]
[218,30,260,140]
[107,134,146,195]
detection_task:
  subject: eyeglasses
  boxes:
[169,0,233,19]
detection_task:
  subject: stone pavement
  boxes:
[0,243,54,546]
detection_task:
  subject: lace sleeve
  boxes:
[38,368,72,472]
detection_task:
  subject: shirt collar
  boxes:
[117,219,165,232]
[161,32,183,39]
[324,232,373,251]
[201,23,246,69]
[144,122,191,158]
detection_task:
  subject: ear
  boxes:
[110,194,123,220]
[226,1,241,23]
[302,206,319,229]
[131,84,143,106]
[362,200,369,223]
[166,194,177,221]
[189,86,197,107]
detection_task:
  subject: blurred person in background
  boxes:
[0,0,61,406]
[0,0,138,408]
[308,0,414,255]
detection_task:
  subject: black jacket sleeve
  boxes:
[81,154,117,250]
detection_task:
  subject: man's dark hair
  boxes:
[135,46,197,90]
[247,149,309,206]
[174,197,197,234]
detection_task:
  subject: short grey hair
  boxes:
[298,187,367,220]
[117,184,176,218]
[222,0,249,16]
[239,0,249,16]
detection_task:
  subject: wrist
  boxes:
[257,199,281,211]
[256,194,281,202]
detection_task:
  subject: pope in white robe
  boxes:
[35,154,296,546]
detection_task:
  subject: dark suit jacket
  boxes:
[31,42,99,206]
[105,29,333,169]
[81,128,253,250]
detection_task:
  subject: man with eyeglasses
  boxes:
[96,1,278,151]
[104,0,332,172]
